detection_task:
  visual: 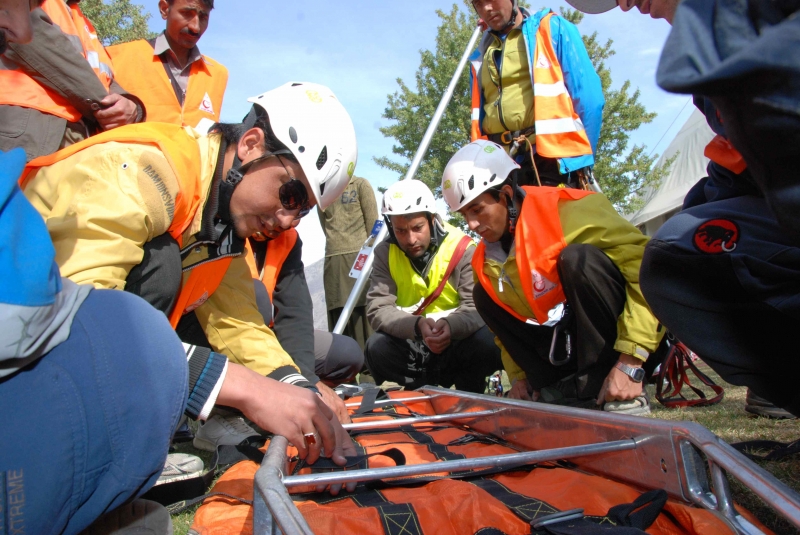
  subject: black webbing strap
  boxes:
[401,427,466,462]
[730,438,800,461]
[355,387,383,414]
[291,447,407,476]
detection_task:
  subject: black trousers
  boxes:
[363,325,503,394]
[474,244,627,400]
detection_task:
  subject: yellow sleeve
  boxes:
[193,255,300,377]
[22,143,177,290]
[559,194,665,358]
[496,335,527,383]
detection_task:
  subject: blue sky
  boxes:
[142,0,695,263]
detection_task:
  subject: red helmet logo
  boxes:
[693,219,740,254]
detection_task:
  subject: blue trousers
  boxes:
[0,289,187,534]
[641,194,800,414]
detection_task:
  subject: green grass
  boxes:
[171,366,800,534]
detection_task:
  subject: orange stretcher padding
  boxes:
[191,390,771,535]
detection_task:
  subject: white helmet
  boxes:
[441,140,519,211]
[381,179,436,216]
[248,82,357,211]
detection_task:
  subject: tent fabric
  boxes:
[626,109,715,228]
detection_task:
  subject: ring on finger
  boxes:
[303,432,319,447]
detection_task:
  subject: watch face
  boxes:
[631,367,646,382]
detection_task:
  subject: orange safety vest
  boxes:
[18,123,217,329]
[244,230,299,298]
[107,39,228,128]
[470,13,593,159]
[704,134,748,174]
[473,186,594,325]
[0,0,113,122]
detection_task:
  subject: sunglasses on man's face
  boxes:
[276,156,311,220]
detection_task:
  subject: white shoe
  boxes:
[193,414,259,452]
[155,453,204,485]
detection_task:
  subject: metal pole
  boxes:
[333,26,483,335]
[344,409,502,431]
[282,438,637,488]
[345,395,431,408]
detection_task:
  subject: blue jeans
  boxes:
[0,289,187,534]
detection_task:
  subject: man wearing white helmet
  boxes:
[468,0,604,189]
[364,179,502,393]
[442,140,664,412]
[20,82,359,455]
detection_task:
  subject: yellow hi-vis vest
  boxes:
[469,13,593,159]
[0,0,114,122]
[388,222,473,316]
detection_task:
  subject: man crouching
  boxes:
[365,179,502,393]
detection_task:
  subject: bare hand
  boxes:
[316,381,352,424]
[596,354,644,405]
[217,363,343,465]
[507,378,533,401]
[94,93,138,130]
[423,318,452,354]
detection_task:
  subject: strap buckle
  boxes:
[531,508,585,529]
[500,130,515,145]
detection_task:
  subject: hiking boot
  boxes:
[193,414,260,452]
[155,453,204,486]
[79,499,172,535]
[745,389,797,420]
[604,392,651,416]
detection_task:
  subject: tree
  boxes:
[81,0,156,46]
[375,1,671,215]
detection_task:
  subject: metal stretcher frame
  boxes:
[252,387,800,535]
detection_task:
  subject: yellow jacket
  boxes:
[478,193,663,382]
[22,127,298,377]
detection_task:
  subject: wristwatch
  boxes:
[615,362,646,383]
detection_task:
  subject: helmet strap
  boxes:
[506,168,525,233]
[500,0,519,33]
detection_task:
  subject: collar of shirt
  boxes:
[153,31,204,72]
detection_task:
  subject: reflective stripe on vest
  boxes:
[106,39,228,128]
[21,123,203,245]
[704,134,747,174]
[472,186,594,325]
[389,222,472,316]
[470,14,593,160]
[0,0,113,121]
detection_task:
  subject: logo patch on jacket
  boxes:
[535,53,551,70]
[693,219,740,254]
[531,270,557,299]
[199,92,215,115]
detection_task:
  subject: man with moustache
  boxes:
[566,0,800,418]
[108,0,227,132]
[443,141,664,413]
[364,179,501,393]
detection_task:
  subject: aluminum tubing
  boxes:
[343,408,502,431]
[283,438,638,488]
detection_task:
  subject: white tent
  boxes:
[626,110,716,236]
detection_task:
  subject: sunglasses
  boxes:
[241,152,311,221]
[276,156,311,220]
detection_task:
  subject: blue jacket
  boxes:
[0,149,91,377]
[657,0,800,235]
[469,8,605,174]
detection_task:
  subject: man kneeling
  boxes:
[443,141,664,413]
[364,180,501,393]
